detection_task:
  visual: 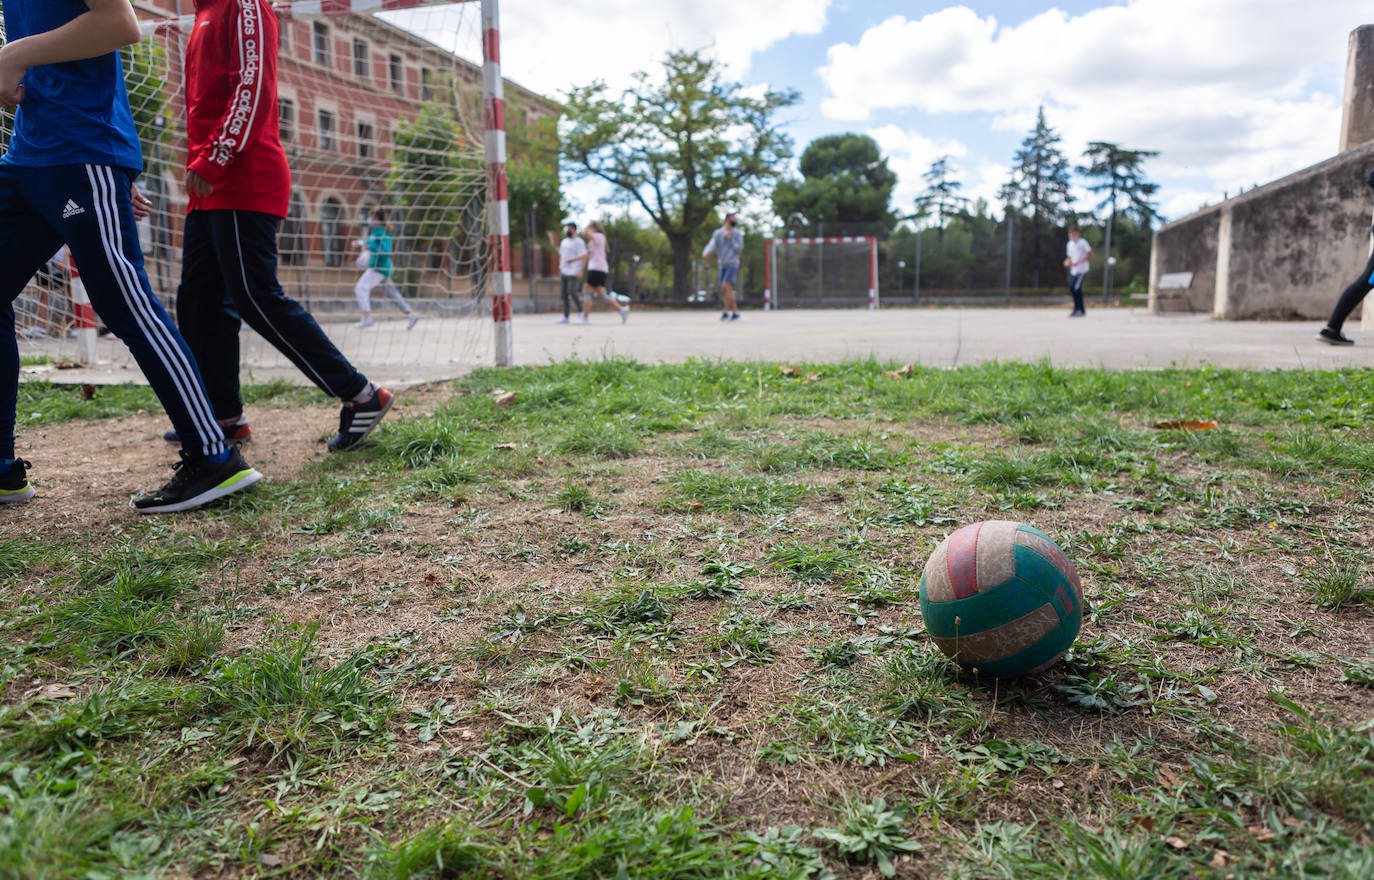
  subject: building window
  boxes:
[357,121,375,160]
[421,68,434,102]
[278,98,295,142]
[321,198,345,267]
[281,190,306,265]
[312,22,330,66]
[389,54,403,94]
[353,39,369,78]
[318,109,335,152]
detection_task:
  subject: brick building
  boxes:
[132,1,560,298]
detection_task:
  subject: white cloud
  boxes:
[390,0,833,98]
[817,0,1369,217]
[867,125,968,213]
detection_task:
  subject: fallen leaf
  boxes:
[687,501,705,511]
[494,443,518,450]
[1135,816,1155,831]
[1246,825,1276,842]
[260,853,284,868]
[1211,850,1230,868]
[460,728,475,740]
[24,684,77,701]
[81,384,96,400]
[535,457,546,466]
[777,365,798,376]
[1158,765,1179,787]
[1163,836,1188,850]
[223,757,247,768]
[883,370,903,380]
[1281,817,1306,829]
[802,373,821,384]
[53,359,83,370]
[1051,779,1065,790]
[1152,419,1218,430]
[493,391,518,408]
[897,362,914,376]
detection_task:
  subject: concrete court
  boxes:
[17,307,1374,389]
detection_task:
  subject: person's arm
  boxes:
[186,0,276,195]
[702,230,718,259]
[0,0,142,108]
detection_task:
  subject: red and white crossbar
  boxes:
[139,0,471,36]
[766,236,880,311]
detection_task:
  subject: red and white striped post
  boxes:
[481,0,513,366]
[65,253,98,366]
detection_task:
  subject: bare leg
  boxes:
[722,281,737,314]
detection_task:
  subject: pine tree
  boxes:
[1010,107,1072,287]
[914,156,968,253]
[1079,142,1160,299]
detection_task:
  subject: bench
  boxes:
[1151,271,1196,312]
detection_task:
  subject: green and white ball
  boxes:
[919,520,1083,678]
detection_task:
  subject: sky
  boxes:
[386,0,1371,225]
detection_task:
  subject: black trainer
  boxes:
[0,459,35,504]
[1317,326,1354,346]
[132,448,262,514]
[163,421,252,444]
[328,386,394,451]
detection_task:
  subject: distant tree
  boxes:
[914,155,968,252]
[563,50,798,301]
[1009,107,1073,286]
[771,133,896,235]
[1079,141,1160,299]
[389,103,482,289]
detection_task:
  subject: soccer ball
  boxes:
[919,520,1083,678]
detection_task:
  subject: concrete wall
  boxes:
[1149,207,1220,313]
[1150,140,1374,319]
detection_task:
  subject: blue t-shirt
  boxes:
[0,0,143,171]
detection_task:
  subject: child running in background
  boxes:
[578,220,629,324]
[355,207,419,330]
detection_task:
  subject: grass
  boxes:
[2,358,1372,877]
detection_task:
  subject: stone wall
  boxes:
[1150,140,1374,319]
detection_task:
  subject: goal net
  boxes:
[2,0,532,386]
[766,237,878,310]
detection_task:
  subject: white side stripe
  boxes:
[85,165,225,455]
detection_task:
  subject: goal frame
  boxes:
[764,236,879,311]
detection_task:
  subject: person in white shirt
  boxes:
[557,222,586,324]
[1064,226,1092,317]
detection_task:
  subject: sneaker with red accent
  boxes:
[328,386,394,451]
[163,420,252,445]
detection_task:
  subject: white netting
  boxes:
[4,1,500,385]
[770,239,876,309]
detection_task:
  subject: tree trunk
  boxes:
[669,232,694,302]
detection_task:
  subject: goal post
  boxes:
[767,236,879,310]
[5,0,528,382]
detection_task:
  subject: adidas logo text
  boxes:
[62,200,85,219]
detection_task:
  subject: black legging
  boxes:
[1328,244,1374,332]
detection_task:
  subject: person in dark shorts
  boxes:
[578,220,628,324]
[1317,167,1374,345]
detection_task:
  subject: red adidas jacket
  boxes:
[185,0,291,217]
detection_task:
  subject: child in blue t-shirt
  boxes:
[0,0,260,512]
[353,207,418,329]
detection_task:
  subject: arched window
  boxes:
[321,197,344,267]
[281,189,306,265]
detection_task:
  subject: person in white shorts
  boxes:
[354,207,418,329]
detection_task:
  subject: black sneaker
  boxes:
[0,459,35,504]
[328,386,394,451]
[163,421,253,444]
[1317,326,1354,346]
[132,448,262,514]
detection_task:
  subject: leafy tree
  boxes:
[771,133,895,235]
[1079,142,1160,298]
[914,155,968,252]
[388,103,482,289]
[1009,107,1073,286]
[563,50,798,301]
